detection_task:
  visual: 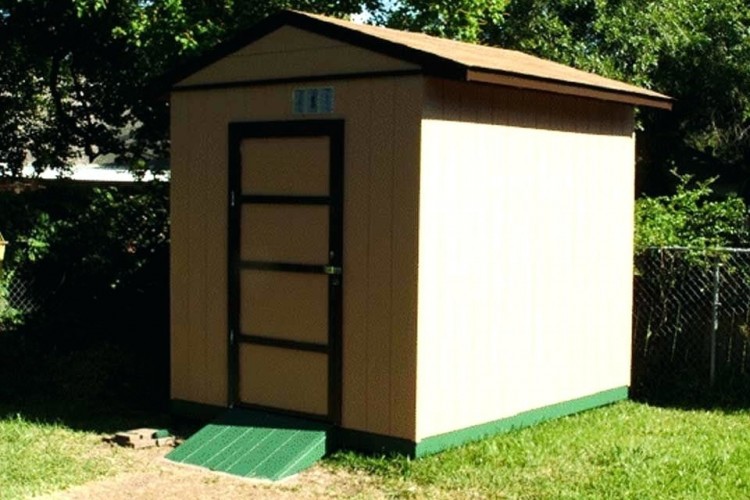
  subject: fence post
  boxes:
[710,261,720,389]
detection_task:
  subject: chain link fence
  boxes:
[0,272,38,330]
[633,247,750,401]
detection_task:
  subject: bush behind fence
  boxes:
[0,271,37,330]
[0,181,170,407]
[633,247,750,401]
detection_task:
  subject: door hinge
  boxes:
[229,328,235,344]
[230,190,236,208]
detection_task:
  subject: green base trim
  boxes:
[414,386,628,457]
[170,399,226,421]
[171,386,627,460]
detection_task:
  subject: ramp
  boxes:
[166,409,331,481]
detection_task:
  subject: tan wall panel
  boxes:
[363,79,395,436]
[241,137,329,196]
[169,95,192,401]
[184,94,209,405]
[240,204,329,264]
[202,93,231,406]
[416,79,635,440]
[331,78,422,440]
[170,91,231,407]
[389,78,422,437]
[240,270,328,344]
[239,344,328,415]
[234,25,342,55]
[171,76,422,439]
[179,26,418,87]
[337,83,371,431]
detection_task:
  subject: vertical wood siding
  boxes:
[170,71,422,437]
[415,79,635,440]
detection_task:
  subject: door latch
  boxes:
[323,265,342,275]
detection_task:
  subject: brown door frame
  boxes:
[227,119,344,424]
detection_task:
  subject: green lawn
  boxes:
[0,414,128,499]
[330,401,750,499]
[2,401,750,498]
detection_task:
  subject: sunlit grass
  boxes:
[0,414,125,499]
[3,400,750,498]
[330,401,750,498]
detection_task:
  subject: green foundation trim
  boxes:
[414,386,628,457]
[171,386,627,461]
[170,399,226,421]
[335,386,627,458]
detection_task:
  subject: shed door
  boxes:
[228,120,344,424]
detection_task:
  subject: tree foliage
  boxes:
[0,0,379,177]
[384,0,750,197]
[635,171,748,253]
[5,0,750,248]
[0,183,170,338]
[375,0,508,42]
[5,0,749,192]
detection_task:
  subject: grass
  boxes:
[0,334,172,499]
[1,388,750,498]
[0,413,129,499]
[330,401,750,499]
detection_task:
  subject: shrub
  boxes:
[635,170,749,254]
[0,181,170,408]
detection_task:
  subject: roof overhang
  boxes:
[466,69,673,110]
[157,10,673,111]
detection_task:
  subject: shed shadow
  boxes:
[630,387,750,415]
[0,329,191,437]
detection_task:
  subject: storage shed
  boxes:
[167,9,672,466]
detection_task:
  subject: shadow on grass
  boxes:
[0,328,199,438]
[630,382,750,415]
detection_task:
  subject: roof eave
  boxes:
[466,69,673,110]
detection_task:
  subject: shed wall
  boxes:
[170,75,422,439]
[415,79,635,440]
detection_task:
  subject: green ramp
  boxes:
[166,409,331,481]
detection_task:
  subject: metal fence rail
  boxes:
[633,247,750,400]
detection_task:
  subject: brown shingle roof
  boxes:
[168,10,672,109]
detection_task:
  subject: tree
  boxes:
[0,0,379,177]
[635,171,748,253]
[374,0,508,42]
[382,0,750,197]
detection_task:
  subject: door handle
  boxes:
[323,266,342,275]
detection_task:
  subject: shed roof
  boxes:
[169,10,672,110]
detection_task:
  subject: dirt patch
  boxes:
[35,441,386,500]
